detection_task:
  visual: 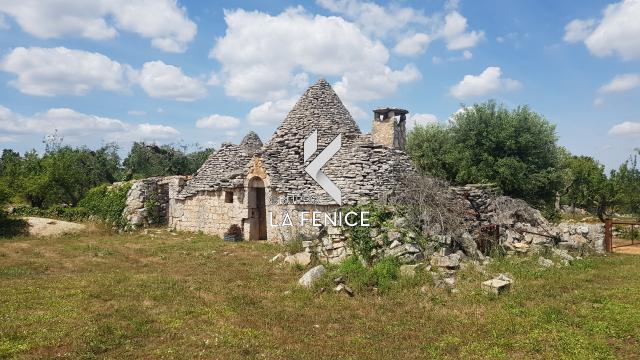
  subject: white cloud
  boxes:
[0,47,132,96]
[564,0,640,60]
[0,105,178,143]
[406,113,438,130]
[138,61,207,101]
[334,63,421,102]
[247,97,298,126]
[440,11,484,50]
[211,7,418,103]
[609,121,640,137]
[393,33,431,56]
[450,66,521,99]
[599,73,640,93]
[315,0,429,37]
[195,114,241,129]
[0,0,196,53]
[113,123,180,143]
[563,19,595,43]
[594,97,605,107]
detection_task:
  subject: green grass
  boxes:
[1,229,640,359]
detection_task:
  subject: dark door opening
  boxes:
[248,177,267,240]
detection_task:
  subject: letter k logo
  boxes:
[303,130,342,205]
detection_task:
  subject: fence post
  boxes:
[604,219,612,252]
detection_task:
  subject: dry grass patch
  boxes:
[1,229,640,359]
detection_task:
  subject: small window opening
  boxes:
[225,191,234,203]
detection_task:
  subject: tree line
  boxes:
[407,100,640,220]
[0,134,213,210]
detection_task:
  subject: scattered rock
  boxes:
[552,248,575,263]
[269,253,284,263]
[298,265,326,287]
[538,257,554,268]
[482,274,513,295]
[334,283,354,297]
[430,253,461,269]
[400,264,421,277]
[285,252,312,266]
[389,240,402,249]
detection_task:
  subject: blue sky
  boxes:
[0,0,638,170]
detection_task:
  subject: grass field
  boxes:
[1,229,640,359]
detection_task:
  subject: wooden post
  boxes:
[604,219,612,252]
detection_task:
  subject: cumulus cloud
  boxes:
[599,73,640,93]
[315,0,429,37]
[563,19,595,43]
[608,121,640,137]
[0,105,178,143]
[0,47,207,101]
[0,47,132,96]
[564,0,640,60]
[393,33,431,56]
[0,0,196,52]
[247,97,298,126]
[210,7,419,103]
[440,11,485,50]
[406,113,438,130]
[450,66,521,99]
[195,114,241,129]
[138,61,207,101]
[110,123,180,143]
[334,64,421,102]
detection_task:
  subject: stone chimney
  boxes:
[371,108,408,150]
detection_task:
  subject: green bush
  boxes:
[11,204,90,222]
[343,202,395,264]
[79,182,132,228]
[336,256,400,292]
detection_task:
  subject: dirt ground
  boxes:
[23,217,87,237]
[612,237,640,254]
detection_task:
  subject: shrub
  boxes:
[336,256,400,292]
[343,202,394,264]
[79,182,132,228]
[11,204,90,222]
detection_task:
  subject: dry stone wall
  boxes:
[122,176,187,228]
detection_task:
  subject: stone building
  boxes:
[160,79,415,241]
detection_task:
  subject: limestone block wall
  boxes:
[170,188,247,237]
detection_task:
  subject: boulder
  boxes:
[298,265,326,287]
[285,252,312,266]
[482,274,513,295]
[456,232,479,258]
[430,253,461,269]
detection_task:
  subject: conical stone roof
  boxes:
[261,79,363,202]
[176,133,263,199]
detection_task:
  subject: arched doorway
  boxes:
[248,177,267,240]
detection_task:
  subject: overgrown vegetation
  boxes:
[343,203,395,264]
[79,183,132,228]
[407,100,640,219]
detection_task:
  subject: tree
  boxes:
[610,149,640,216]
[407,100,562,209]
[123,142,213,179]
[557,152,607,213]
